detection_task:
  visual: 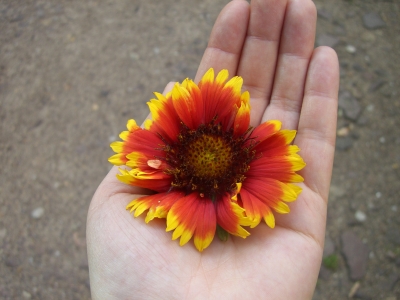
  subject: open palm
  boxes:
[87,0,339,299]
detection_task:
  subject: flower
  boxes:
[109,68,305,251]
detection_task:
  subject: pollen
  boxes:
[186,134,232,178]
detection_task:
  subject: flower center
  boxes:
[186,135,232,179]
[163,121,256,199]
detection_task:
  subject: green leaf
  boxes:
[322,254,338,270]
[216,225,229,242]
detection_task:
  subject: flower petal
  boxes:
[166,193,216,251]
[126,191,185,223]
[216,194,251,238]
[233,101,251,137]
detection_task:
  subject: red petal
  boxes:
[216,194,250,238]
[167,193,216,251]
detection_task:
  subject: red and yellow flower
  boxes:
[109,68,305,251]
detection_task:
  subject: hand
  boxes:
[87,0,339,299]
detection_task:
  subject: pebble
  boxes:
[31,207,44,219]
[369,80,386,92]
[341,230,369,280]
[363,12,386,29]
[379,136,386,143]
[339,90,361,120]
[346,45,356,54]
[355,210,367,222]
[317,8,332,20]
[22,291,32,299]
[348,281,360,298]
[329,185,346,198]
[336,136,354,151]
[317,34,340,48]
[376,192,382,198]
[0,228,6,240]
[386,228,400,246]
[337,127,350,137]
[361,31,376,42]
[384,273,399,291]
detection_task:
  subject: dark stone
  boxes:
[341,230,369,280]
[354,292,372,300]
[352,63,364,72]
[386,227,400,245]
[5,257,20,268]
[100,90,110,97]
[317,34,340,48]
[339,90,361,121]
[336,136,354,151]
[363,12,386,29]
[384,273,399,291]
[368,80,386,92]
[317,8,332,20]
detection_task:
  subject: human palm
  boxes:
[87,0,339,299]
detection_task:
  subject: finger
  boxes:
[236,0,288,126]
[273,47,338,242]
[262,0,317,129]
[296,46,339,200]
[194,0,250,82]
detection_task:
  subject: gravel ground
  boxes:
[0,0,399,299]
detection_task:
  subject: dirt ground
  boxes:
[0,0,399,299]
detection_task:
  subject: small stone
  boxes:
[22,291,31,299]
[5,257,20,268]
[386,228,400,246]
[317,34,340,48]
[31,207,44,219]
[366,104,374,112]
[361,32,376,42]
[384,273,399,291]
[341,230,369,280]
[363,12,386,29]
[346,45,356,54]
[348,281,360,298]
[317,8,332,20]
[129,52,139,60]
[339,91,361,120]
[100,90,110,97]
[337,127,350,137]
[92,103,99,111]
[0,228,6,240]
[391,205,398,212]
[352,63,364,72]
[355,210,367,222]
[153,47,160,54]
[369,80,386,92]
[330,185,346,198]
[379,136,386,143]
[376,192,382,198]
[336,136,354,151]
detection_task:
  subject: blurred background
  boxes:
[0,0,399,299]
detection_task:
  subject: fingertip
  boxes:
[307,46,340,99]
[163,81,176,96]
